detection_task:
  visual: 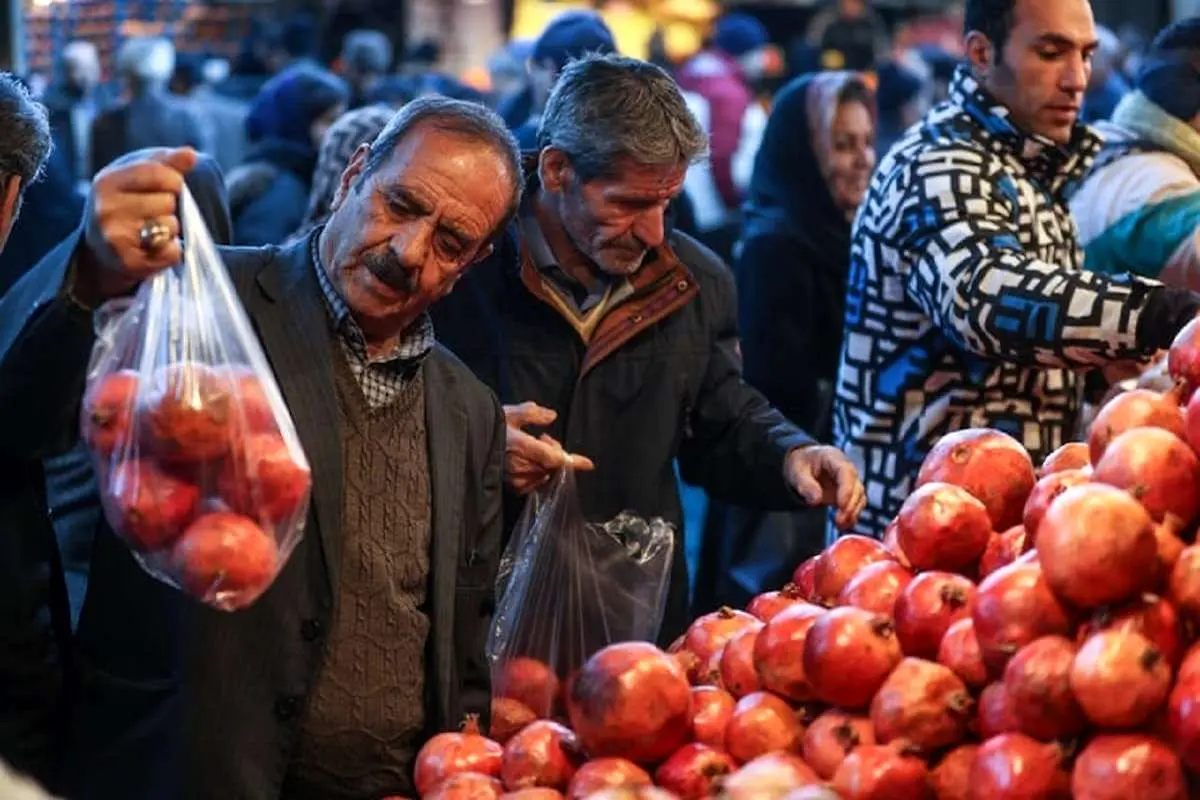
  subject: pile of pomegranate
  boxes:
[82,360,311,609]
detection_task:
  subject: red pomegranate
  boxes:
[1036,483,1157,609]
[654,744,736,799]
[830,744,931,800]
[690,685,734,750]
[1002,636,1086,741]
[415,715,504,796]
[171,511,278,605]
[495,658,560,719]
[937,618,988,689]
[802,710,875,780]
[1168,677,1200,773]
[578,789,675,800]
[1088,388,1186,464]
[979,525,1028,579]
[812,535,894,603]
[490,698,537,745]
[791,557,820,601]
[1079,594,1184,669]
[882,519,911,567]
[224,367,277,433]
[716,752,820,799]
[719,626,762,698]
[753,602,824,701]
[82,370,141,456]
[1093,427,1200,527]
[1155,521,1187,586]
[1039,442,1091,476]
[894,571,976,661]
[1022,468,1091,547]
[869,658,971,753]
[681,608,760,683]
[564,758,650,799]
[500,790,563,800]
[1180,643,1200,684]
[970,734,1070,799]
[500,720,582,791]
[1071,629,1172,728]
[425,771,504,799]
[837,560,913,617]
[1169,316,1200,396]
[1186,384,1200,456]
[747,583,808,622]
[896,482,992,572]
[106,458,201,551]
[724,691,804,765]
[1169,545,1200,622]
[1072,734,1187,800]
[217,432,311,524]
[929,744,977,800]
[916,427,1036,532]
[972,560,1074,676]
[565,642,691,765]
[803,607,903,709]
[142,361,236,463]
[977,682,1020,739]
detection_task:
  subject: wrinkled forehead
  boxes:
[585,156,688,197]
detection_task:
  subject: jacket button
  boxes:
[301,619,323,641]
[676,280,689,291]
[275,695,301,721]
[631,313,644,324]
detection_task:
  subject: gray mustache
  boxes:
[365,254,419,293]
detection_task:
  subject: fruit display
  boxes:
[411,328,1200,798]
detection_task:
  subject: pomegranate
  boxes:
[753,602,823,701]
[1072,734,1186,800]
[490,698,537,745]
[804,607,902,709]
[1071,629,1171,728]
[425,772,504,799]
[1155,521,1187,586]
[972,560,1074,676]
[681,608,760,683]
[1002,636,1085,741]
[977,682,1020,739]
[1094,427,1200,527]
[1186,383,1200,456]
[500,791,563,800]
[1170,545,1200,622]
[1040,441,1091,476]
[1168,677,1200,772]
[1169,316,1200,395]
[216,432,310,524]
[896,482,992,572]
[1088,388,1186,464]
[415,715,504,796]
[564,759,650,799]
[565,642,691,764]
[894,572,976,661]
[812,535,894,603]
[582,789,675,800]
[802,710,875,780]
[928,744,977,800]
[106,458,201,551]
[747,583,808,622]
[916,427,1036,532]
[780,790,841,800]
[870,658,971,753]
[1037,483,1157,608]
[142,361,235,462]
[82,369,141,456]
[791,557,819,601]
[500,720,581,791]
[716,752,820,799]
[882,519,911,567]
[970,734,1070,799]
[979,525,1028,579]
[830,743,931,800]
[837,560,913,616]
[171,511,278,605]
[1180,642,1200,684]
[719,626,762,698]
[1079,594,1184,669]
[495,658,560,719]
[1022,468,1090,547]
[724,691,803,764]
[654,744,736,799]
[690,685,734,750]
[224,367,277,433]
[937,618,987,689]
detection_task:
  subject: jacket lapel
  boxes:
[249,236,344,593]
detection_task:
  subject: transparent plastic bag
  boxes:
[79,185,311,611]
[487,467,675,719]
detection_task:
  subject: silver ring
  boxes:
[138,218,172,252]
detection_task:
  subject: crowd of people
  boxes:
[0,0,1198,797]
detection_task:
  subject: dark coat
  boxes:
[430,221,813,643]
[0,234,504,799]
[89,90,210,177]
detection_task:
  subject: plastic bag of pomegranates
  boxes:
[79,185,311,611]
[487,467,674,719]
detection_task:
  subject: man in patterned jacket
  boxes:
[833,0,1200,537]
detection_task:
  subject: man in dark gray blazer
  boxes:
[0,96,519,799]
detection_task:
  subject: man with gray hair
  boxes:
[43,41,105,189]
[431,53,866,640]
[88,36,208,176]
[339,28,394,108]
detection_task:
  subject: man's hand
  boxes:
[504,402,594,495]
[784,445,866,530]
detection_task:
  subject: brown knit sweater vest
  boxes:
[286,354,431,799]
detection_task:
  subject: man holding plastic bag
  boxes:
[0,97,520,799]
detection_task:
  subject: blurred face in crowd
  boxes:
[827,98,876,216]
[311,102,347,150]
[64,49,100,95]
[967,0,1097,144]
[322,123,514,343]
[539,149,686,277]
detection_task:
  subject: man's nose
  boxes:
[633,206,667,249]
[1062,52,1090,94]
[390,225,430,270]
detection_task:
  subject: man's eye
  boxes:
[439,235,464,257]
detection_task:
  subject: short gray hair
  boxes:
[341,29,393,75]
[116,36,175,86]
[537,52,709,182]
[0,73,51,190]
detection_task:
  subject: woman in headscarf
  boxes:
[227,64,348,246]
[694,71,876,613]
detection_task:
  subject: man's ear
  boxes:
[538,146,572,194]
[0,175,21,251]
[330,143,372,213]
[965,31,996,77]
[471,242,495,265]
